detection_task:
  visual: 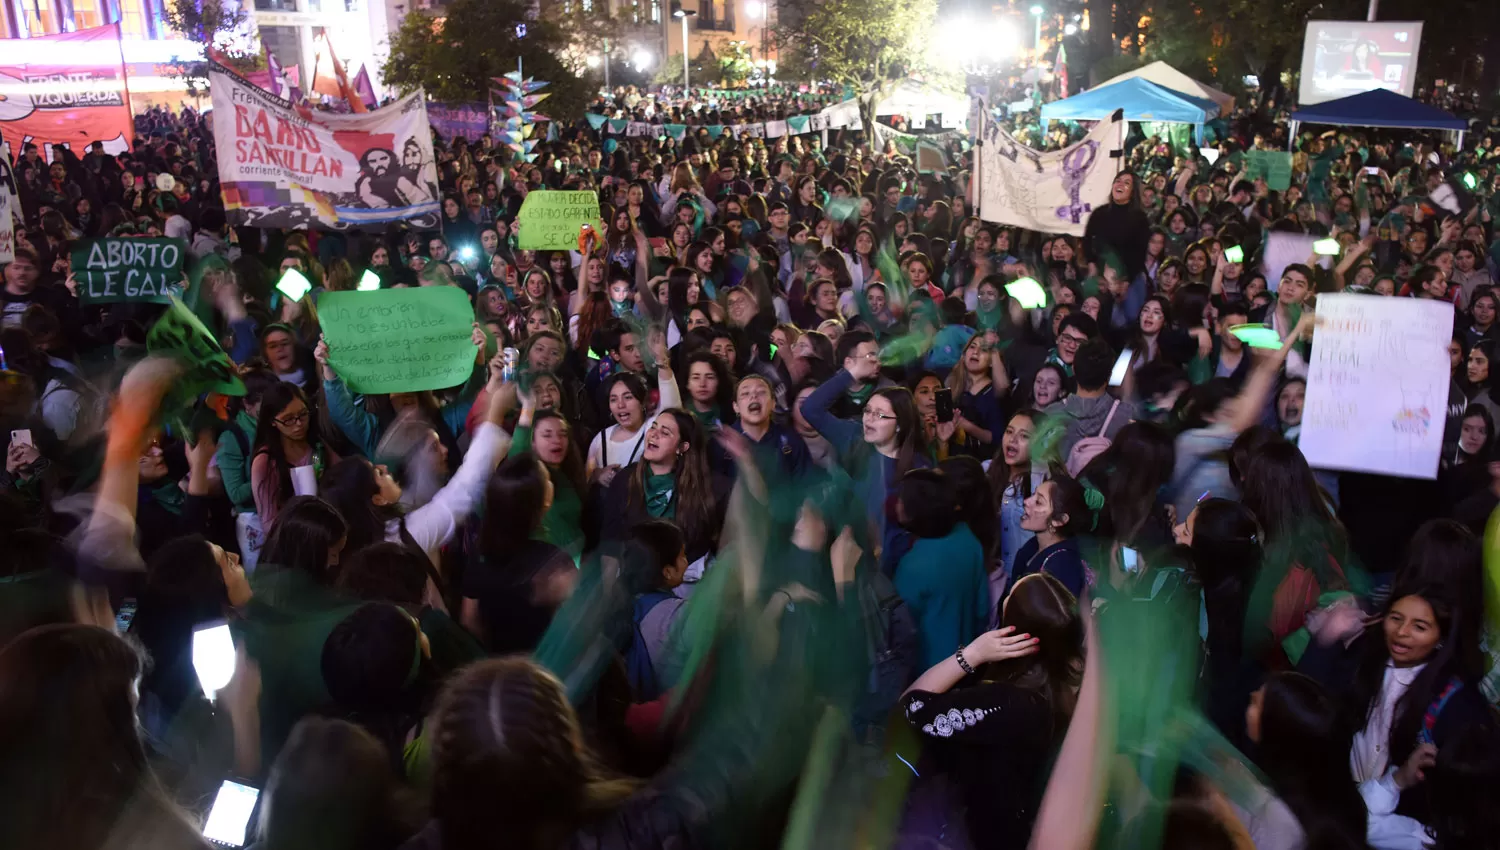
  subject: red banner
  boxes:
[0,24,135,154]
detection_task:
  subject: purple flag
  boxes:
[263,46,292,100]
[353,64,378,109]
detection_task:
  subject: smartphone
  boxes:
[1312,238,1341,256]
[1004,277,1048,309]
[357,269,381,291]
[1109,348,1133,387]
[934,387,954,423]
[1121,547,1140,574]
[648,237,667,252]
[275,267,313,301]
[1363,166,1380,176]
[1222,245,1244,264]
[10,428,33,448]
[202,779,260,847]
[114,599,138,634]
[191,621,236,698]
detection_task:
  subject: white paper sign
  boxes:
[976,112,1125,237]
[1299,294,1453,479]
[0,152,15,265]
[764,120,788,138]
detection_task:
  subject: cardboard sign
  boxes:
[515,190,601,251]
[1244,150,1293,192]
[1299,294,1452,479]
[320,287,477,394]
[146,298,246,397]
[71,238,186,305]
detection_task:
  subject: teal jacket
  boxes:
[323,366,484,459]
[215,409,258,512]
[894,522,991,670]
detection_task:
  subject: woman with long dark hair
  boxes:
[893,467,991,668]
[1240,672,1368,850]
[250,382,339,529]
[1234,433,1354,652]
[800,348,925,572]
[318,370,516,569]
[597,409,729,565]
[986,410,1046,610]
[1078,421,1177,552]
[509,394,589,559]
[460,451,577,652]
[682,349,737,431]
[902,572,1083,850]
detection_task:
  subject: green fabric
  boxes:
[419,606,486,675]
[144,478,185,516]
[236,568,362,766]
[691,403,723,431]
[1187,352,1212,386]
[513,424,586,558]
[644,470,676,518]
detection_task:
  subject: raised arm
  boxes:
[800,368,863,456]
[316,335,381,459]
[1224,311,1313,434]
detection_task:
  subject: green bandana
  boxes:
[644,471,677,519]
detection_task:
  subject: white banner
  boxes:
[1300,294,1452,479]
[626,121,651,137]
[0,147,15,264]
[976,111,1125,236]
[209,63,440,230]
[764,120,788,139]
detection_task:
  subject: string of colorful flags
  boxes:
[492,72,550,163]
[583,107,862,141]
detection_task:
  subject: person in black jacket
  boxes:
[1081,170,1152,283]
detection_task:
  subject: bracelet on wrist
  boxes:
[955,644,976,675]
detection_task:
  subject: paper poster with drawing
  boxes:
[1299,294,1452,479]
[975,110,1125,237]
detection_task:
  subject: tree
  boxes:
[382,0,594,127]
[773,0,939,129]
[719,41,755,87]
[164,0,261,97]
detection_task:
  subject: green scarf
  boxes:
[644,470,677,519]
[844,382,877,411]
[690,403,723,431]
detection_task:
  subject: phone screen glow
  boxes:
[203,780,259,846]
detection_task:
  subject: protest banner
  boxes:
[147,299,246,398]
[209,62,440,231]
[71,238,186,305]
[0,24,135,156]
[0,149,15,264]
[1244,150,1294,191]
[426,102,489,142]
[977,110,1126,237]
[320,287,478,394]
[515,191,601,251]
[1299,294,1452,479]
[1260,232,1331,292]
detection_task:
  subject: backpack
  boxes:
[1065,399,1122,477]
[40,364,107,438]
[853,570,919,739]
[626,590,675,702]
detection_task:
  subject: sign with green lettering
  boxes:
[319,287,478,394]
[72,238,186,305]
[515,190,600,250]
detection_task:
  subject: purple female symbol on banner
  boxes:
[1055,141,1099,224]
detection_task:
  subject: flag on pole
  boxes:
[1055,44,1069,98]
[352,64,378,110]
[264,45,292,99]
[324,37,368,113]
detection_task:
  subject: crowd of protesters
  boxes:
[2,78,1500,850]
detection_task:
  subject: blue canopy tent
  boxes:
[1288,88,1469,149]
[1040,77,1221,145]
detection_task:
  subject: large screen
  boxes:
[1298,21,1423,105]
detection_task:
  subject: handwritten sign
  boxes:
[320,287,477,394]
[146,298,246,397]
[515,190,600,251]
[71,238,186,305]
[1244,150,1293,192]
[1300,294,1452,479]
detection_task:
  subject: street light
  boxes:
[1029,5,1044,55]
[745,0,768,78]
[1064,23,1077,35]
[631,47,654,71]
[672,1,697,89]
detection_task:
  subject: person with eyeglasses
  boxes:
[1044,313,1097,380]
[252,382,340,529]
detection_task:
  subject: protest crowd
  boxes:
[6,69,1500,850]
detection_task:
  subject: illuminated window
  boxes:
[117,0,149,38]
[73,0,102,29]
[25,0,55,36]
